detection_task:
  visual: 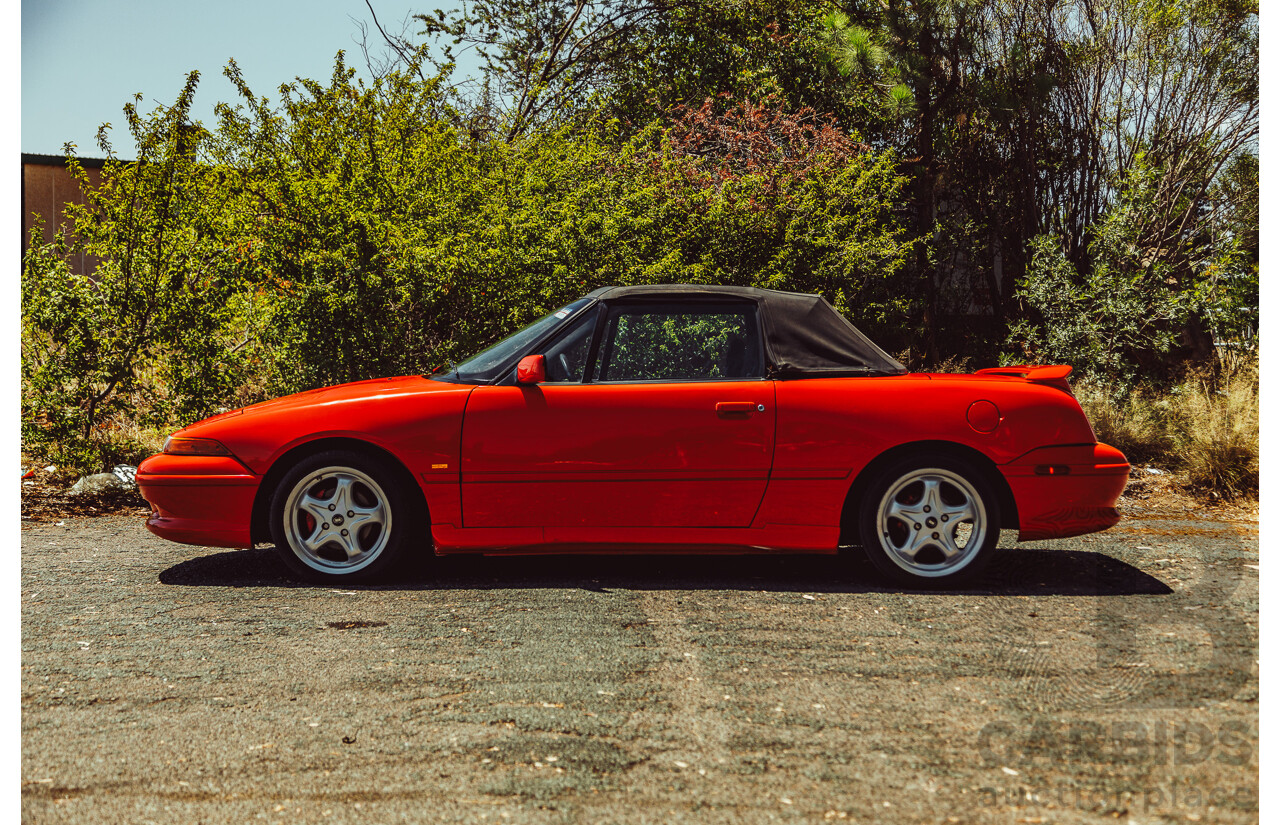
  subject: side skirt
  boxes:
[428,523,838,555]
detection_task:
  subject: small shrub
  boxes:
[1168,360,1259,499]
[1005,165,1190,384]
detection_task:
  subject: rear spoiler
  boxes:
[974,364,1072,381]
[974,364,1074,392]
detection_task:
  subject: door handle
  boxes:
[716,401,757,418]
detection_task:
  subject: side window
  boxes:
[540,310,597,383]
[593,303,762,382]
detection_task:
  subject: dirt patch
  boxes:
[1117,468,1258,521]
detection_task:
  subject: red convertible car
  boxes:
[137,285,1129,585]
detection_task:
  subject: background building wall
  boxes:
[22,154,105,276]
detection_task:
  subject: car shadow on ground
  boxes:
[158,545,1172,597]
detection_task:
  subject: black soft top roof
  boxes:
[589,284,907,377]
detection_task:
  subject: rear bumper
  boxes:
[1000,443,1129,542]
[136,453,260,548]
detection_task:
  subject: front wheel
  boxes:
[857,456,1001,587]
[270,450,414,582]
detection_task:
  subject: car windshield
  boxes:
[439,298,594,384]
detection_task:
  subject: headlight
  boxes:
[163,436,233,456]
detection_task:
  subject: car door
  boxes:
[460,300,776,529]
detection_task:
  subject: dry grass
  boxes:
[1169,360,1259,499]
[1075,355,1259,501]
[1075,381,1174,467]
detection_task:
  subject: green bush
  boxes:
[21,72,267,471]
[1006,163,1188,383]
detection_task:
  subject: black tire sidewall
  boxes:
[269,450,413,583]
[857,454,1001,588]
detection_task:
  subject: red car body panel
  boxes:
[138,372,1127,555]
[136,454,259,548]
[183,376,472,477]
[459,381,775,529]
[138,376,472,548]
[1002,443,1128,541]
[757,374,1099,533]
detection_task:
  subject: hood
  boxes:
[178,375,468,433]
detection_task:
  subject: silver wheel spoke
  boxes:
[302,524,338,555]
[352,496,385,523]
[919,479,943,516]
[337,529,363,560]
[940,497,976,523]
[330,477,356,514]
[346,508,384,533]
[886,498,922,523]
[936,527,964,559]
[899,524,933,559]
[299,491,333,523]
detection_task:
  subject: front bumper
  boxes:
[136,453,260,548]
[1000,443,1130,542]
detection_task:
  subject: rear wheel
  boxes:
[270,450,413,582]
[857,455,1000,587]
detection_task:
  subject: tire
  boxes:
[269,449,416,583]
[857,455,1001,587]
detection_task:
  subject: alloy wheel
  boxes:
[281,466,392,574]
[873,467,989,578]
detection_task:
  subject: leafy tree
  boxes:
[817,10,914,121]
[601,95,916,336]
[401,0,698,139]
[1008,147,1257,382]
[1197,151,1258,345]
[1007,168,1190,384]
[805,0,1256,369]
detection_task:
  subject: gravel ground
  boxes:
[21,509,1257,824]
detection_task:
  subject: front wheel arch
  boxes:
[250,437,430,546]
[839,441,1018,547]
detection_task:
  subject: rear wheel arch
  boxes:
[250,437,431,546]
[839,440,1018,546]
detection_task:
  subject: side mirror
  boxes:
[516,354,546,384]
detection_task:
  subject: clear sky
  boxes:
[21,0,467,157]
